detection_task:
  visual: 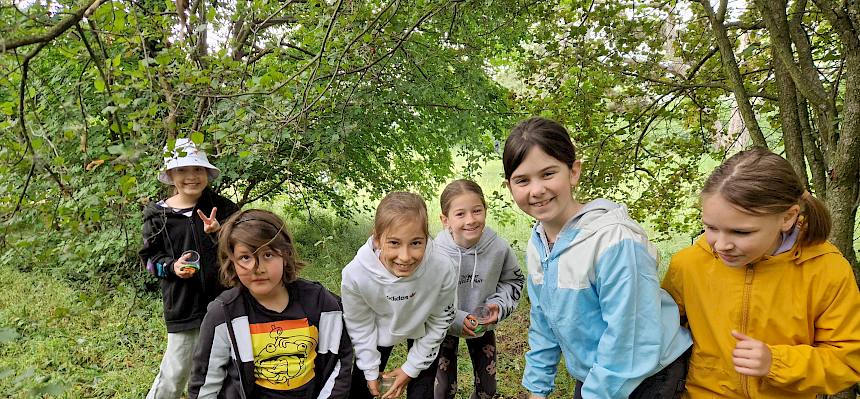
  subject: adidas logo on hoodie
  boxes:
[386,292,416,302]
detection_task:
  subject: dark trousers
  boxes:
[574,348,691,399]
[434,332,497,399]
[349,340,439,399]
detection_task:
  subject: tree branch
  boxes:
[1,0,106,52]
[697,0,767,146]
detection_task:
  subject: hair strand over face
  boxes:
[217,209,304,287]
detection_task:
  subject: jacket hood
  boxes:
[353,236,435,284]
[551,199,650,253]
[143,200,167,220]
[435,227,503,290]
[142,187,220,221]
[434,226,499,255]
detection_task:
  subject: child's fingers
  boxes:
[462,317,477,336]
[731,330,756,342]
[732,347,756,359]
[196,209,208,221]
[732,356,761,369]
[382,383,405,399]
[209,207,217,219]
[175,268,193,279]
[734,339,763,351]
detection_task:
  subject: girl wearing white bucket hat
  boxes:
[139,138,239,399]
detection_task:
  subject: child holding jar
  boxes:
[139,138,239,398]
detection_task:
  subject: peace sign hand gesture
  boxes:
[197,207,221,234]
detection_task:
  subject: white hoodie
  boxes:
[341,237,457,380]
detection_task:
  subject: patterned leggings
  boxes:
[434,332,497,399]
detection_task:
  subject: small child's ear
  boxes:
[371,232,381,249]
[782,204,802,232]
[439,214,449,229]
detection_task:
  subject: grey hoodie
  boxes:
[435,227,524,338]
[341,237,458,381]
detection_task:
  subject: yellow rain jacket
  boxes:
[662,236,860,398]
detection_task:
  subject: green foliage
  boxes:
[0,0,533,283]
[490,0,713,240]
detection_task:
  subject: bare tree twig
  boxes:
[1,0,107,52]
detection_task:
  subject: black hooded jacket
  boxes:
[188,281,353,399]
[139,187,239,332]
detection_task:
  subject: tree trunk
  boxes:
[773,53,808,187]
[798,94,828,197]
[825,48,860,275]
[698,0,767,147]
[815,0,860,275]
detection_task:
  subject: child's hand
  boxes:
[197,207,220,234]
[462,315,478,337]
[173,252,196,279]
[366,378,381,397]
[731,330,773,376]
[381,368,411,399]
[485,303,501,324]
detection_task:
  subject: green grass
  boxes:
[0,266,164,398]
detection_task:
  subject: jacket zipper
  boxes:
[190,215,206,295]
[740,265,755,397]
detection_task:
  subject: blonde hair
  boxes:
[373,192,429,239]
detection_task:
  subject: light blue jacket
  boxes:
[521,199,691,398]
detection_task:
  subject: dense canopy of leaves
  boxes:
[2,0,857,278]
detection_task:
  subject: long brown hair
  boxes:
[217,209,304,287]
[373,192,429,239]
[440,179,487,216]
[702,147,831,246]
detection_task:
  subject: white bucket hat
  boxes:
[157,138,221,185]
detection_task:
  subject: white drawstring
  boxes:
[470,251,478,288]
[456,247,463,286]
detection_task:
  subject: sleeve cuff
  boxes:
[401,362,420,378]
[362,368,379,381]
[765,344,786,382]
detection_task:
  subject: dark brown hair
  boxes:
[702,147,831,246]
[440,179,487,215]
[502,117,577,180]
[373,192,429,239]
[217,209,304,287]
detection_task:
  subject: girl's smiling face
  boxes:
[167,166,209,198]
[701,193,799,267]
[373,220,427,278]
[440,192,486,248]
[507,146,582,233]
